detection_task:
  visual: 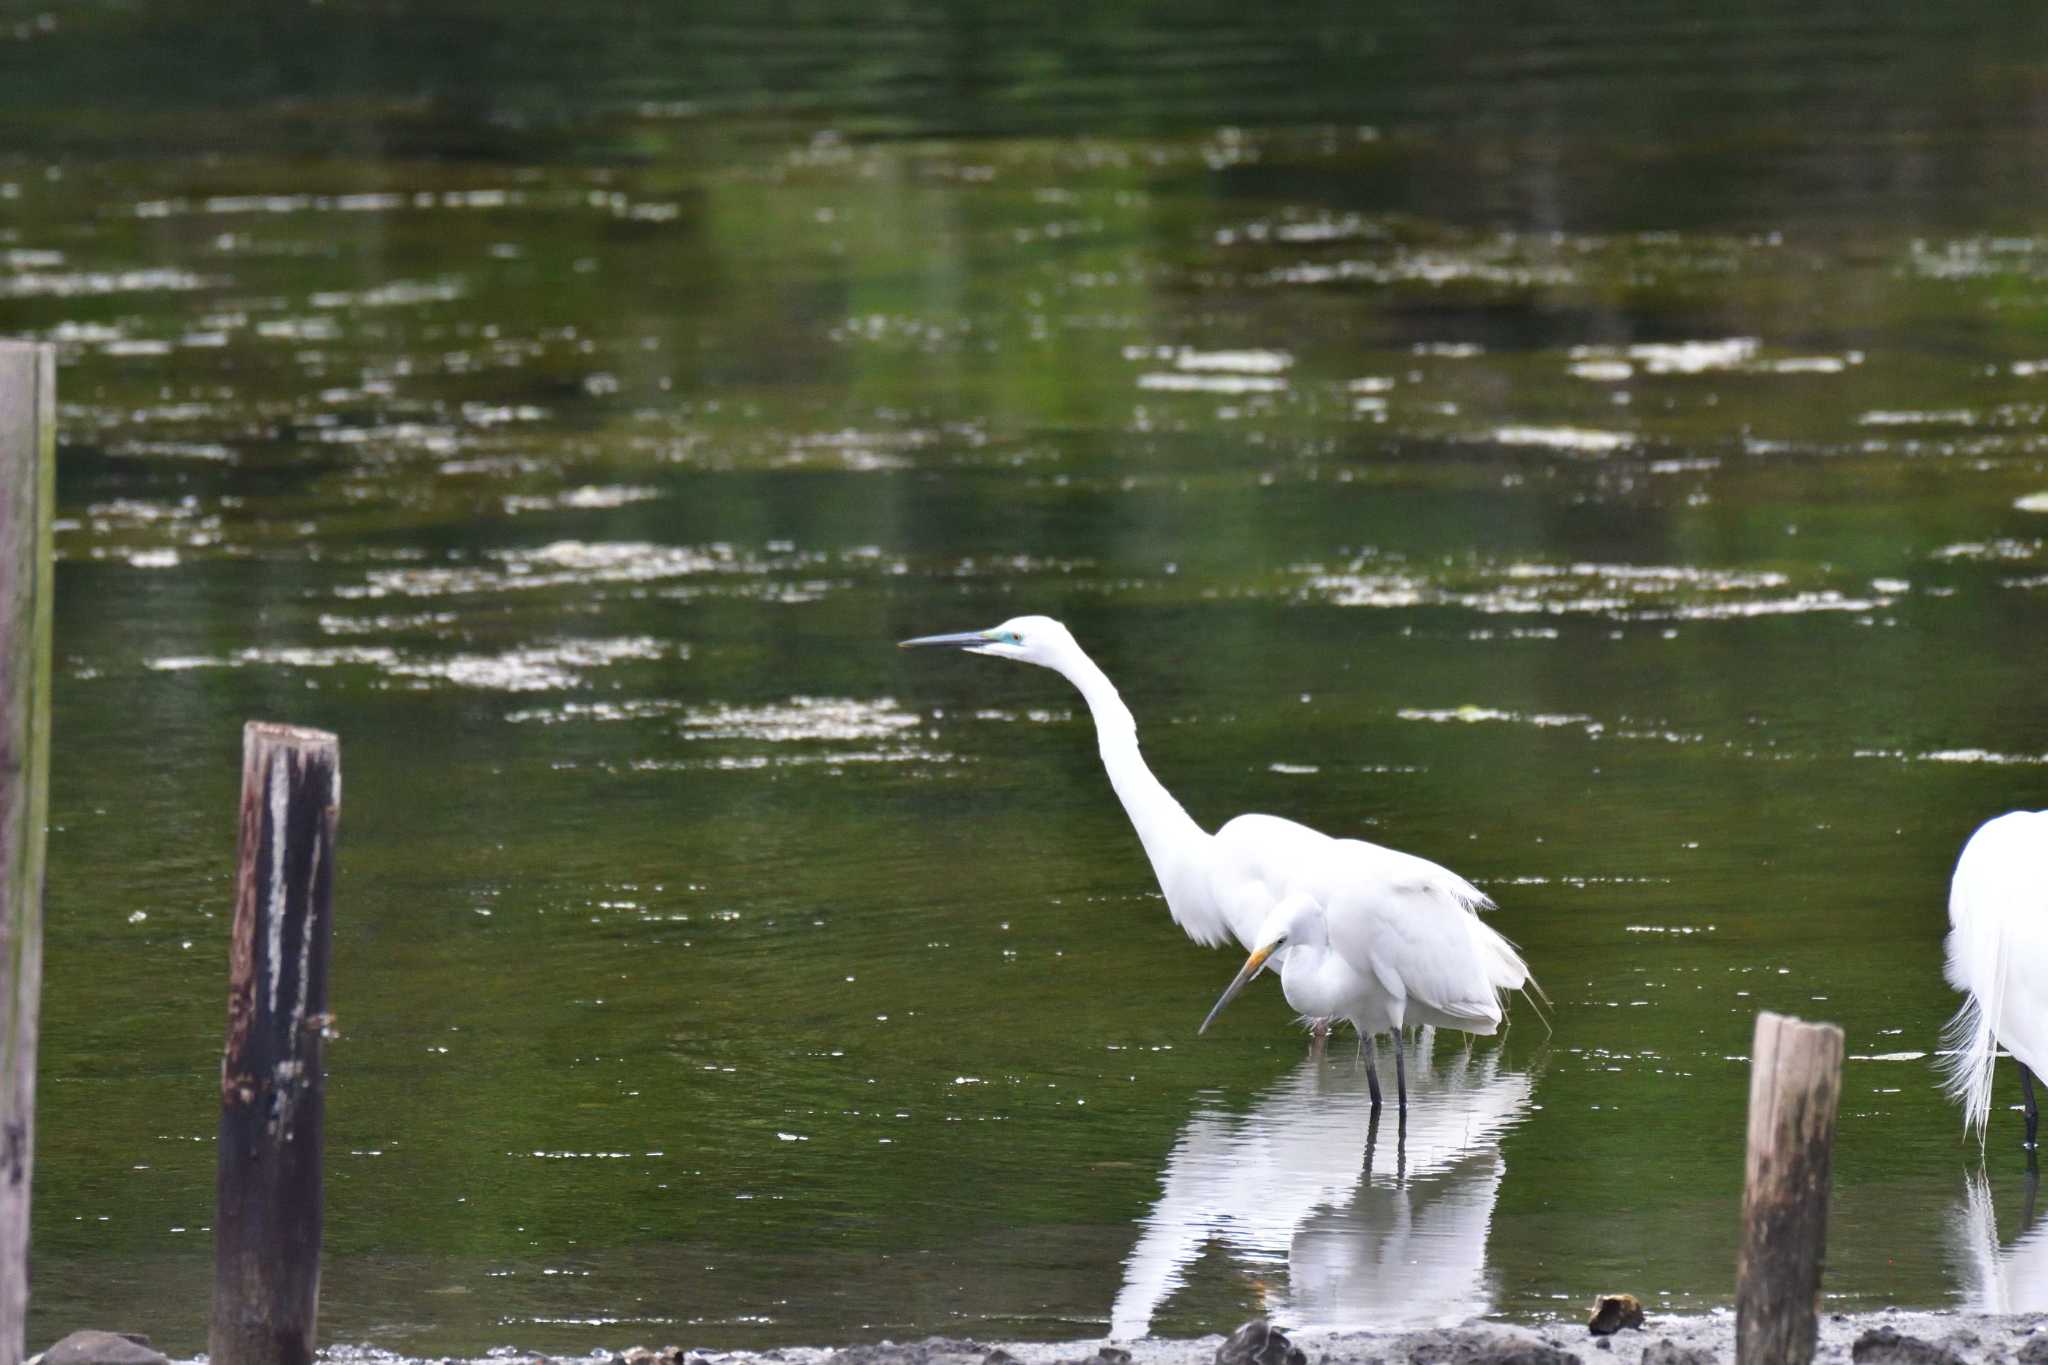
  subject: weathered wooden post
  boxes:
[1736,1010,1845,1365]
[212,723,340,1365]
[0,341,55,1365]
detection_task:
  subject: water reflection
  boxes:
[1111,1037,1537,1338]
[1950,1168,2048,1312]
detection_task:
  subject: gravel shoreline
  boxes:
[588,1311,2048,1365]
[39,1311,2048,1365]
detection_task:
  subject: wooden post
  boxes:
[212,723,340,1365]
[1736,1010,1845,1365]
[0,341,55,1365]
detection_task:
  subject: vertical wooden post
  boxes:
[1736,1010,1845,1365]
[212,723,340,1365]
[0,341,55,1365]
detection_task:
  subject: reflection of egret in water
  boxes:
[1110,1037,1536,1338]
[1948,1167,2048,1312]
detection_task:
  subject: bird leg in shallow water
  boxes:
[2024,1063,2041,1152]
[1307,1019,1329,1061]
[1361,1034,1384,1109]
[1395,1036,1409,1112]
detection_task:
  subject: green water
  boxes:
[7,2,2048,1354]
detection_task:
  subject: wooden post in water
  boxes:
[1735,1010,1845,1365]
[0,341,55,1365]
[212,723,340,1365]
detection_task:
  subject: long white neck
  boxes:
[1055,647,1208,876]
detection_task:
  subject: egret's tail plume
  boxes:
[1476,919,1550,1036]
[1942,991,1999,1148]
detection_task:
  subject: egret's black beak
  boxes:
[898,630,991,650]
[1199,941,1281,1035]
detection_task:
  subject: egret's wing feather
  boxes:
[1942,811,2048,1143]
[1324,844,1509,1033]
[1204,813,1338,951]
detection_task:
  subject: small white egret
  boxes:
[900,614,1541,1110]
[1941,809,2048,1150]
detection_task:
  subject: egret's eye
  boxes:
[1000,630,1023,644]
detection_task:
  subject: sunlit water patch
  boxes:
[336,541,864,601]
[1398,706,1594,730]
[1488,425,1634,455]
[145,636,667,691]
[646,697,944,770]
[1931,540,2040,563]
[503,485,662,515]
[1298,558,1884,622]
[59,496,224,565]
[680,697,921,744]
[1856,747,2048,767]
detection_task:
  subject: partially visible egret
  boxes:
[1942,809,2048,1150]
[899,614,1541,1110]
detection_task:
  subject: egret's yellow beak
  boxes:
[1199,941,1280,1035]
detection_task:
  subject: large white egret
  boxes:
[899,614,1541,1110]
[1941,809,2048,1149]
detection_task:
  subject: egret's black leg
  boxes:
[1395,1104,1408,1183]
[1363,1034,1384,1109]
[1363,1104,1381,1175]
[2023,1063,2041,1153]
[1395,1036,1409,1113]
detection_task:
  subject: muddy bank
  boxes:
[36,1312,2048,1365]
[581,1312,2048,1365]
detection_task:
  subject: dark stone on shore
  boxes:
[830,1342,976,1365]
[1404,1331,1580,1365]
[2018,1336,2048,1365]
[1851,1327,1970,1365]
[35,1332,169,1365]
[1587,1296,1646,1337]
[1217,1322,1306,1365]
[1640,1340,1717,1365]
[1051,1349,1134,1365]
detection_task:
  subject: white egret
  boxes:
[899,614,1541,1110]
[1941,809,2048,1149]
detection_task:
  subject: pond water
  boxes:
[7,2,2048,1356]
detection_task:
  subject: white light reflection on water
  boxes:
[145,637,666,692]
[1,266,208,298]
[1489,425,1634,455]
[1852,747,2048,770]
[502,486,661,514]
[338,541,853,600]
[679,697,922,745]
[1136,373,1287,395]
[1398,707,1593,730]
[1110,1042,1534,1338]
[1299,558,1879,622]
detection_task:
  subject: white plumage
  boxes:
[901,614,1540,1108]
[1940,809,2048,1147]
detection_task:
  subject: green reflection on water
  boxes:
[10,1,2048,1355]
